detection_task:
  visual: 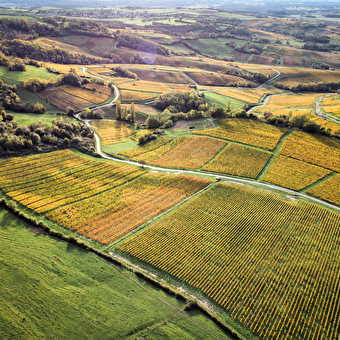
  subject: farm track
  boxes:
[77,66,340,213]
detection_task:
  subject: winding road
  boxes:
[79,66,340,213]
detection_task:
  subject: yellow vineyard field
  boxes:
[132,136,186,163]
[119,80,170,93]
[322,95,340,106]
[38,87,92,111]
[59,84,110,104]
[214,86,283,104]
[263,155,331,191]
[0,150,145,213]
[90,120,135,146]
[194,118,287,151]
[150,136,227,169]
[280,131,340,172]
[202,143,271,178]
[120,136,172,157]
[118,182,340,340]
[47,173,212,244]
[168,83,192,91]
[307,174,340,206]
[254,93,322,114]
[120,90,158,102]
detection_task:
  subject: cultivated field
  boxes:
[90,120,135,145]
[307,174,340,206]
[59,84,111,104]
[253,93,322,116]
[38,87,93,111]
[185,71,255,86]
[279,131,340,172]
[202,143,271,178]
[214,86,284,104]
[120,90,158,102]
[118,80,170,93]
[47,172,211,244]
[128,68,192,84]
[0,150,144,213]
[122,136,171,154]
[148,136,227,169]
[118,182,340,340]
[194,119,287,150]
[263,154,332,190]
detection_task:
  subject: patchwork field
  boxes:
[185,71,255,86]
[274,69,340,87]
[90,120,135,145]
[253,92,323,116]
[118,80,170,93]
[47,172,211,244]
[202,143,272,178]
[117,182,340,340]
[279,131,340,172]
[127,68,192,84]
[38,87,93,111]
[214,86,284,104]
[120,90,158,102]
[194,118,287,150]
[147,136,227,169]
[59,84,111,104]
[0,150,145,213]
[263,155,332,190]
[307,174,340,206]
[60,35,117,56]
[120,136,173,157]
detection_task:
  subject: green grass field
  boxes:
[204,92,246,110]
[0,66,59,87]
[11,113,75,126]
[0,206,233,340]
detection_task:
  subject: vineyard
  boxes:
[194,118,287,150]
[47,173,212,244]
[253,93,322,115]
[0,150,145,213]
[149,136,227,169]
[185,71,255,86]
[90,120,135,145]
[263,154,332,190]
[59,84,111,104]
[202,143,271,178]
[214,86,283,104]
[117,182,340,340]
[120,90,158,102]
[131,136,186,163]
[118,80,170,94]
[279,131,340,172]
[307,174,340,206]
[127,68,191,84]
[38,87,93,111]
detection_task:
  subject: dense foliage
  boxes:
[0,113,95,156]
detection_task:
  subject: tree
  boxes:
[115,100,121,120]
[130,102,135,123]
[66,106,75,117]
[122,106,128,121]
